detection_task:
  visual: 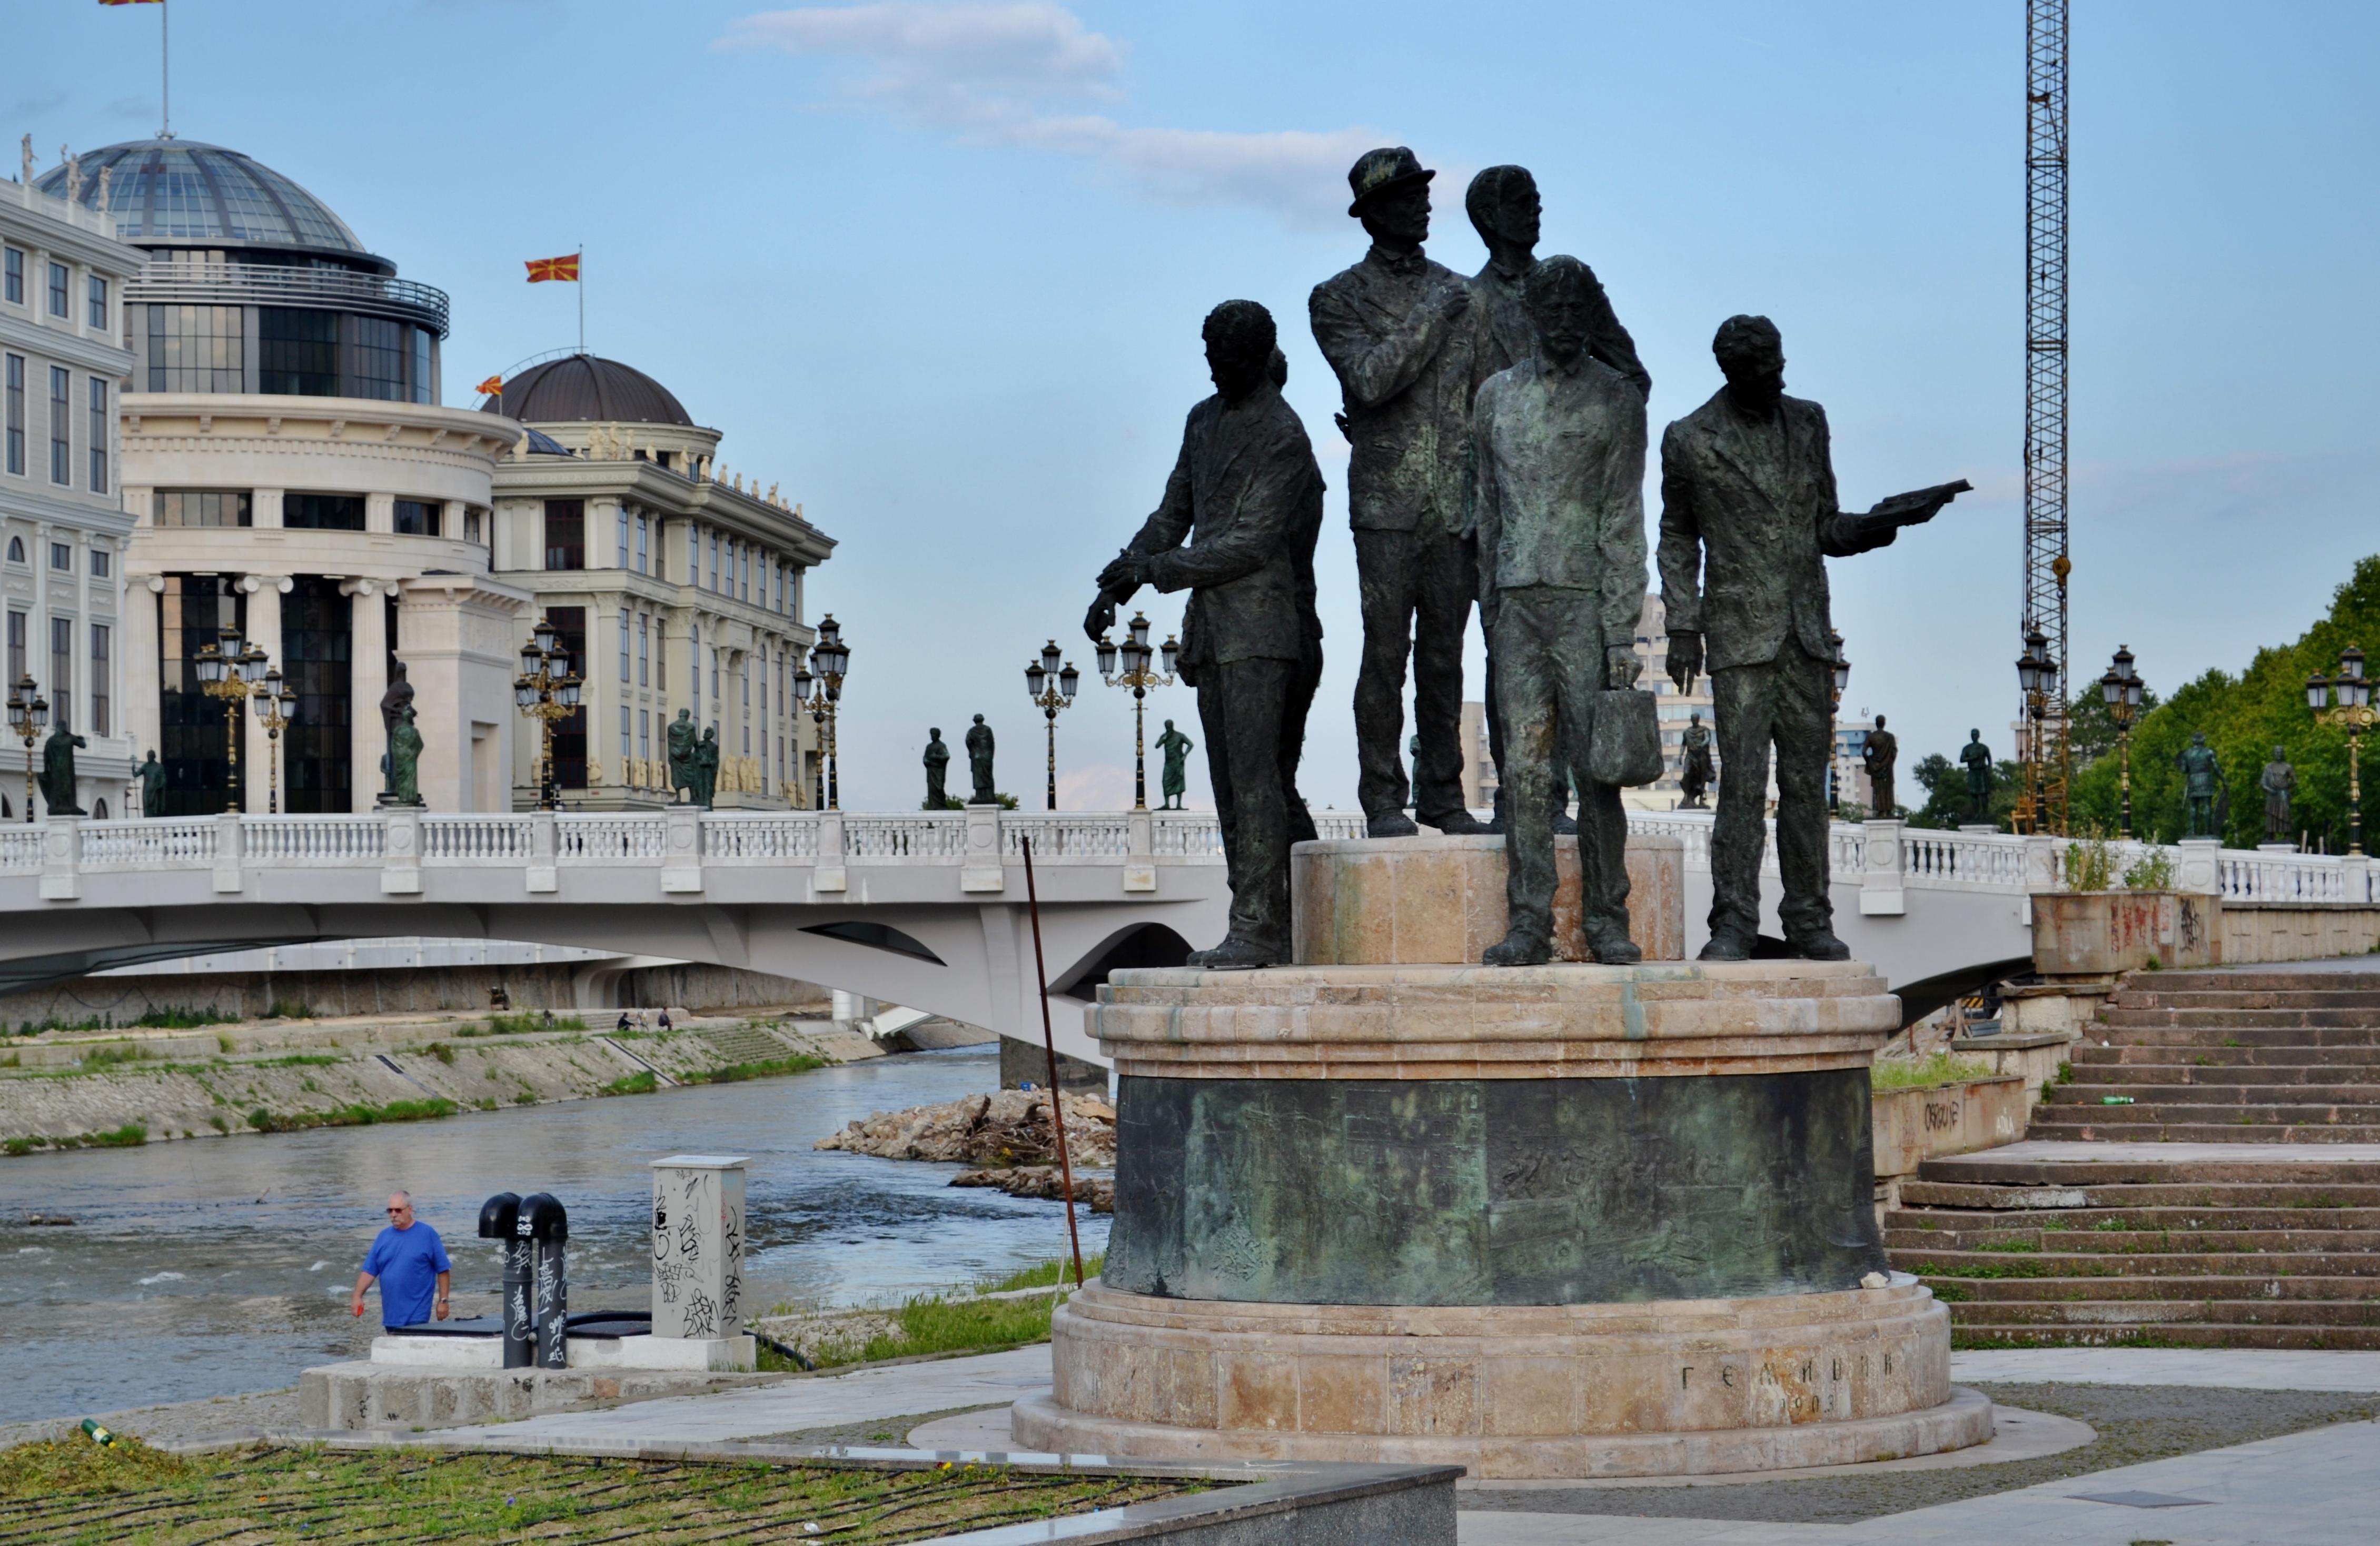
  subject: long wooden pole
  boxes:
[1019,837,1086,1288]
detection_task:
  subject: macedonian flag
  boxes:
[524,254,580,283]
[474,375,503,398]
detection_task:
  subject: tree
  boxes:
[1908,751,2027,830]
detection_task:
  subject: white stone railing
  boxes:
[422,814,536,863]
[77,816,216,870]
[241,815,388,865]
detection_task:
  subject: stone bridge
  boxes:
[3,807,2364,1063]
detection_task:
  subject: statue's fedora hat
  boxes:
[1346,146,1435,216]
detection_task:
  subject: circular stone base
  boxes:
[1012,1280,1992,1480]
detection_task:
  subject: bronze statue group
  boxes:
[1090,150,1967,969]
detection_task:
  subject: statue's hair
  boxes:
[1525,254,1593,310]
[1267,346,1288,388]
[1202,299,1276,363]
[1465,164,1535,230]
[1713,313,1781,360]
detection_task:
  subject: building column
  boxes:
[395,573,530,812]
[125,577,163,779]
[348,580,388,811]
[239,574,290,812]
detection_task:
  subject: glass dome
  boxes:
[35,139,381,270]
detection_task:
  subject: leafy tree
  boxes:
[1907,751,2027,830]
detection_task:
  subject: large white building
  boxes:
[2,150,141,818]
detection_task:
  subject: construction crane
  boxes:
[2019,0,2072,835]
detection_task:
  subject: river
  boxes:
[0,1047,1106,1425]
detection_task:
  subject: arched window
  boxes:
[93,797,108,820]
[5,536,22,563]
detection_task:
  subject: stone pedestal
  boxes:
[1012,837,1990,1478]
[1292,832,1685,965]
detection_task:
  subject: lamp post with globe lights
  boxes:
[515,618,583,813]
[2015,628,2056,835]
[1024,640,1080,811]
[2307,645,2377,856]
[2100,645,2145,840]
[795,615,849,811]
[251,666,300,815]
[194,628,270,814]
[1095,612,1180,811]
[6,675,45,822]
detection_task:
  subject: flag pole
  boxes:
[161,1,171,140]
[577,244,584,355]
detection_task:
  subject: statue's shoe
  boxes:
[1187,937,1279,970]
[1482,932,1550,967]
[1366,809,1421,838]
[1697,931,1754,962]
[1788,931,1852,962]
[1424,809,1490,836]
[1586,933,1642,966]
[1553,811,1578,836]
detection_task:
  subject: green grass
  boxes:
[1871,1052,1994,1090]
[1911,1258,2054,1280]
[2,1123,147,1155]
[685,1054,828,1085]
[247,1054,341,1069]
[88,1123,147,1147]
[245,1098,456,1134]
[1972,1239,2043,1253]
[598,1069,658,1097]
[479,1011,588,1036]
[0,1438,1208,1545]
[74,1043,154,1068]
[424,1042,455,1065]
[981,1254,1106,1294]
[259,1000,317,1020]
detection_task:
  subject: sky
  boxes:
[11,1,2379,812]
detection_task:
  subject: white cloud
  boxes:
[720,2,1377,226]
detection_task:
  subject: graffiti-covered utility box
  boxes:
[650,1155,748,1343]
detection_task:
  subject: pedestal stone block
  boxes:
[650,1155,747,1343]
[1292,833,1685,965]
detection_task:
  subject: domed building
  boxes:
[482,353,835,809]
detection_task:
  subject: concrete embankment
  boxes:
[0,1013,882,1155]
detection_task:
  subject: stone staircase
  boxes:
[2031,970,2380,1142]
[1883,967,2380,1348]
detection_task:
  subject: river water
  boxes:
[0,1048,1107,1425]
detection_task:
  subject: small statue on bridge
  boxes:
[695,727,721,809]
[2178,732,2224,838]
[1960,730,1994,821]
[965,715,997,805]
[1678,712,1714,809]
[1861,713,1898,818]
[2262,745,2297,844]
[1156,720,1195,809]
[667,708,699,805]
[375,661,415,805]
[923,728,954,809]
[387,706,423,807]
[135,749,165,818]
[38,721,86,816]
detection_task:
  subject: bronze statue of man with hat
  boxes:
[1310,146,1487,839]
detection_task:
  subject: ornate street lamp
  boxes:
[194,628,266,814]
[1024,640,1080,810]
[2015,628,2054,835]
[6,674,47,823]
[1095,612,1181,811]
[2308,643,2376,855]
[251,666,300,815]
[515,617,583,812]
[796,614,849,811]
[2100,643,2145,839]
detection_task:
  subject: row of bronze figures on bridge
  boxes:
[1085,148,1971,969]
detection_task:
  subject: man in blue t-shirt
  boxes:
[351,1191,453,1330]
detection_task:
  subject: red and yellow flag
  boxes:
[524,254,580,283]
[98,2,167,7]
[474,375,503,398]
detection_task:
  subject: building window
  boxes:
[639,709,650,762]
[49,366,70,484]
[464,507,483,543]
[284,493,366,531]
[393,499,441,537]
[352,316,405,401]
[543,500,586,570]
[686,523,698,583]
[87,377,106,493]
[689,623,700,702]
[47,262,68,319]
[547,606,588,789]
[259,308,338,395]
[87,275,108,331]
[5,354,21,475]
[90,547,109,579]
[410,326,435,405]
[148,304,245,392]
[50,616,72,726]
[635,514,648,574]
[154,490,253,527]
[637,613,649,686]
[618,611,630,681]
[616,504,629,570]
[3,247,21,305]
[710,647,719,701]
[281,577,353,812]
[620,709,631,764]
[5,610,22,686]
[90,624,109,737]
[5,537,21,563]
[159,575,246,814]
[708,533,719,591]
[50,543,70,572]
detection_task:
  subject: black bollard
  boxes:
[478,1192,531,1370]
[520,1192,569,1370]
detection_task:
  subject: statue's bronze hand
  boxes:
[1606,646,1642,690]
[1665,629,1703,695]
[1084,594,1118,643]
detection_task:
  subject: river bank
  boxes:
[0,1010,881,1156]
